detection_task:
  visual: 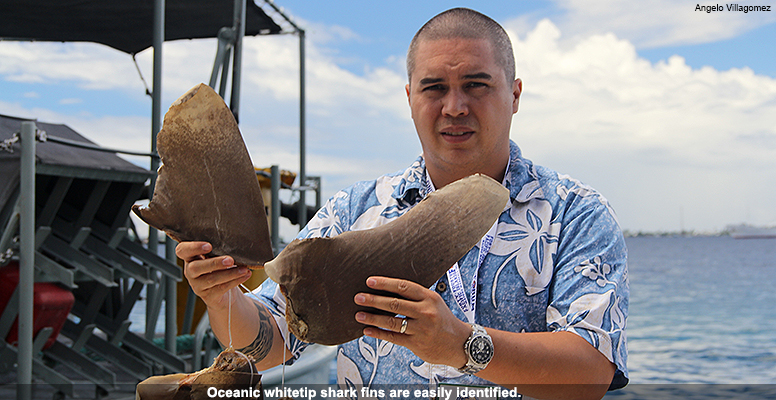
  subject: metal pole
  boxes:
[153,0,178,358]
[17,121,36,400]
[165,240,176,358]
[262,1,308,229]
[182,286,196,334]
[297,30,307,228]
[270,165,280,254]
[314,176,322,211]
[209,27,232,89]
[218,52,231,99]
[147,0,165,340]
[44,135,157,158]
[229,0,246,122]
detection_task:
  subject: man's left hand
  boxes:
[354,276,471,368]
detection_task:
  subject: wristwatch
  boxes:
[457,323,494,374]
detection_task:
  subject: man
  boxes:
[177,8,628,400]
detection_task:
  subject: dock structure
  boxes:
[1,115,187,398]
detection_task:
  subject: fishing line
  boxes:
[229,286,259,389]
[233,348,256,389]
[239,283,289,389]
[228,288,233,348]
[282,325,288,389]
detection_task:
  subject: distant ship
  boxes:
[728,224,776,239]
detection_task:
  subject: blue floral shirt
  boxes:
[254,140,628,397]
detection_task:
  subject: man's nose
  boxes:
[441,89,469,117]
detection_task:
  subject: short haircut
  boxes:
[406,8,516,84]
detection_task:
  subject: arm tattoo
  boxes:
[236,301,275,362]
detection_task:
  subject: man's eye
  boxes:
[422,84,445,92]
[467,82,488,89]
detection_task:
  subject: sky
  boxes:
[1,0,775,237]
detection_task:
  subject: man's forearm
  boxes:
[232,301,275,362]
[207,287,289,370]
[477,330,615,400]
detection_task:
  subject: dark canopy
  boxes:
[0,0,282,54]
[0,114,151,217]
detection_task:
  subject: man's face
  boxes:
[406,37,521,185]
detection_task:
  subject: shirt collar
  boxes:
[390,140,542,203]
[390,156,425,201]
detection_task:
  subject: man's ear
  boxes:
[512,78,522,114]
[405,83,411,105]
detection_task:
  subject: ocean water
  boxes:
[623,235,776,384]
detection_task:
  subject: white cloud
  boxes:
[520,0,776,48]
[0,42,142,90]
[58,98,82,105]
[506,19,776,231]
[302,20,363,45]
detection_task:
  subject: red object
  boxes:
[0,261,75,351]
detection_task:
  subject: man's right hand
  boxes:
[176,241,252,312]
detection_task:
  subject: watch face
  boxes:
[470,336,494,364]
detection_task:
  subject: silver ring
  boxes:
[400,318,408,334]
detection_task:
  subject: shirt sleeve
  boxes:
[546,199,629,389]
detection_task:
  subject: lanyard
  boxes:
[445,221,497,323]
[423,169,508,324]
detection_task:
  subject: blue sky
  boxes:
[278,0,776,78]
[1,0,775,235]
